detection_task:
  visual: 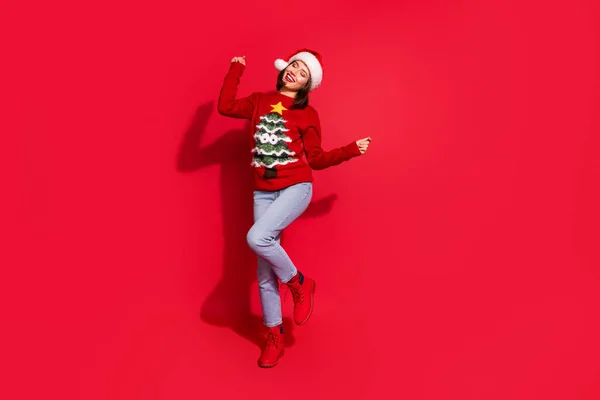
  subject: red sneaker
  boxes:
[258,325,284,368]
[285,271,316,325]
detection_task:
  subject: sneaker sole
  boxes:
[296,281,316,326]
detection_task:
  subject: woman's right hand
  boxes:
[231,56,246,65]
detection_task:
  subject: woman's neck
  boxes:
[279,88,297,98]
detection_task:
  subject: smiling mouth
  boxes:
[285,72,296,83]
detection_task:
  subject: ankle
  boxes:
[268,324,283,335]
[287,271,304,285]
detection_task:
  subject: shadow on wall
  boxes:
[177,101,337,349]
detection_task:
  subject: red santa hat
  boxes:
[274,48,324,91]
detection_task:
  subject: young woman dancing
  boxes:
[217,49,371,368]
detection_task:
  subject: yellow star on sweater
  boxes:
[270,102,288,115]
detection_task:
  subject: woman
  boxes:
[217,49,371,368]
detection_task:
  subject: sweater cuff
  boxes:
[229,61,245,75]
[344,141,362,158]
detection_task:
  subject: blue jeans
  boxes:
[247,182,313,327]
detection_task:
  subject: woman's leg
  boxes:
[253,191,283,327]
[247,182,313,284]
[253,187,310,368]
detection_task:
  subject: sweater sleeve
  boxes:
[301,109,362,170]
[217,62,257,119]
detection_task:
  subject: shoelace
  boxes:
[266,331,280,348]
[281,282,304,304]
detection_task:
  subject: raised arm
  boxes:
[217,57,256,119]
[301,111,365,170]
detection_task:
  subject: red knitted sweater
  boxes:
[217,62,361,191]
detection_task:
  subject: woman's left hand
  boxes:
[356,137,372,154]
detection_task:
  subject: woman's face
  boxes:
[281,60,310,91]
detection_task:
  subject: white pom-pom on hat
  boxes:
[274,48,324,91]
[274,59,289,71]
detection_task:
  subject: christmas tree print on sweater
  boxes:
[251,102,298,172]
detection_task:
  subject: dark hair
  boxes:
[276,68,311,109]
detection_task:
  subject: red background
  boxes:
[3,0,599,399]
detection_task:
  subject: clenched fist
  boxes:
[356,137,372,154]
[231,56,246,65]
